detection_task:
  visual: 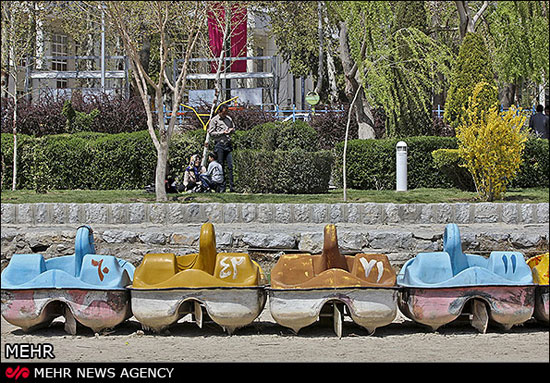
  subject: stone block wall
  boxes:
[1,202,548,225]
[1,202,548,275]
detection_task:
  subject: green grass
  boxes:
[1,187,548,204]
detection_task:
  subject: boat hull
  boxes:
[398,285,536,331]
[130,287,267,334]
[268,287,398,334]
[1,289,131,333]
[534,285,549,324]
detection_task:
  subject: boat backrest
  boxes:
[74,225,96,277]
[1,253,46,287]
[132,253,177,287]
[319,224,349,272]
[443,223,469,276]
[193,222,217,275]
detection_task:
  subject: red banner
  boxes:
[207,2,247,73]
[230,4,247,73]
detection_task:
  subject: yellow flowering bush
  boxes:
[456,82,528,202]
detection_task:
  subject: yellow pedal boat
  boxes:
[527,253,549,324]
[130,223,267,334]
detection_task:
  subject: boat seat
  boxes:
[403,252,454,285]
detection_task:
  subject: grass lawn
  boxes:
[1,187,548,204]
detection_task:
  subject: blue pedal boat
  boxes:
[397,223,535,333]
[1,226,135,334]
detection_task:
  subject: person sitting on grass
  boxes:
[199,152,224,192]
[183,154,206,192]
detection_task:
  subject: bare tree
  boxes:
[1,1,45,190]
[190,2,249,168]
[104,1,206,201]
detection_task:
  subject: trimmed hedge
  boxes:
[234,120,319,151]
[334,136,549,190]
[432,148,475,191]
[511,138,549,188]
[233,149,333,194]
[1,120,333,193]
[3,130,545,193]
[333,136,459,190]
[1,131,157,190]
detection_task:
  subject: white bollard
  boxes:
[396,141,407,191]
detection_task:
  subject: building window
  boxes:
[51,34,68,89]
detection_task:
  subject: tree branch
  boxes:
[472,1,489,28]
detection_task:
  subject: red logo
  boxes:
[5,366,30,380]
[91,259,110,281]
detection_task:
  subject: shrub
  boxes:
[1,96,67,136]
[1,133,36,190]
[236,120,319,151]
[511,137,549,188]
[1,131,156,190]
[229,120,330,193]
[456,84,528,201]
[1,129,545,193]
[62,100,100,133]
[87,131,157,189]
[0,93,152,136]
[310,107,359,149]
[432,148,475,191]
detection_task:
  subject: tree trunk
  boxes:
[455,1,489,40]
[314,1,324,95]
[11,95,17,191]
[326,44,339,104]
[155,142,169,201]
[343,85,363,202]
[337,21,375,139]
[155,88,167,201]
[499,83,516,108]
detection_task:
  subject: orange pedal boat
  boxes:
[268,224,398,337]
[129,223,267,334]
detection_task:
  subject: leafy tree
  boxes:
[387,1,434,137]
[487,1,549,107]
[266,1,319,78]
[339,1,451,137]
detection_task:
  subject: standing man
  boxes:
[208,104,235,192]
[529,104,549,139]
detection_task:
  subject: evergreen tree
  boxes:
[444,32,498,129]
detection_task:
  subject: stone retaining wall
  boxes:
[2,223,548,274]
[2,202,548,274]
[1,202,548,225]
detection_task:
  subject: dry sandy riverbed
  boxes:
[1,306,548,364]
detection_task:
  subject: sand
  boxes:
[2,306,548,363]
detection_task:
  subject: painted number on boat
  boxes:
[359,258,384,282]
[219,257,245,280]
